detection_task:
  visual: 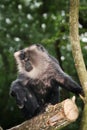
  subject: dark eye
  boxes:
[19,51,25,60]
[36,44,41,47]
[36,44,44,52]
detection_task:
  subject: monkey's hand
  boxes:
[10,79,28,109]
[10,73,29,108]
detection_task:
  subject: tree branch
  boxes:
[7,97,79,130]
[69,0,87,95]
[69,0,87,130]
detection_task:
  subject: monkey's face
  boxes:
[14,46,34,73]
[14,44,50,79]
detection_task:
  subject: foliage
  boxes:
[0,0,87,129]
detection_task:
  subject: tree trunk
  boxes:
[69,0,87,130]
[7,97,79,130]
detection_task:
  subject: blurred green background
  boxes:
[0,0,87,129]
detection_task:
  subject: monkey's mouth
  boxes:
[25,61,33,72]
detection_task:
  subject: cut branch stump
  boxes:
[8,96,79,130]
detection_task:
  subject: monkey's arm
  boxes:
[57,74,83,95]
[10,75,40,118]
[53,64,83,95]
[49,55,83,95]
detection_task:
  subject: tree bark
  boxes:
[69,0,87,130]
[0,127,3,130]
[7,97,79,130]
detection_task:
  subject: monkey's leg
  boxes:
[23,87,41,118]
[10,79,40,118]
